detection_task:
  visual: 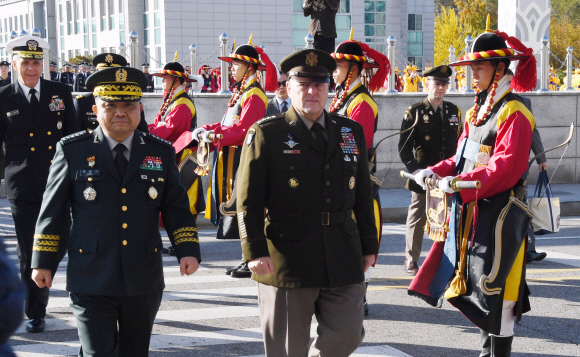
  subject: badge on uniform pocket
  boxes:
[57,121,63,130]
[6,110,19,117]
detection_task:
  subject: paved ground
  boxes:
[2,193,580,356]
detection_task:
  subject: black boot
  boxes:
[363,282,369,317]
[230,262,252,278]
[225,259,245,275]
[479,329,491,357]
[491,335,513,357]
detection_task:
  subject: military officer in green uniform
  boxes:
[398,65,462,275]
[74,53,148,132]
[237,49,378,356]
[31,65,201,356]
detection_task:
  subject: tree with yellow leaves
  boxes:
[434,7,466,66]
[550,15,580,68]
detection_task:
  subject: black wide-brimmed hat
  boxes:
[92,53,128,69]
[86,67,148,102]
[280,49,336,83]
[151,61,196,82]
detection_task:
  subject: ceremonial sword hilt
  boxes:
[400,171,481,192]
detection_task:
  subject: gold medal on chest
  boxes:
[288,178,299,188]
[149,186,158,199]
[423,114,429,123]
[83,187,97,201]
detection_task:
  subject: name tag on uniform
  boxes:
[79,169,100,176]
[6,110,19,117]
[283,150,300,154]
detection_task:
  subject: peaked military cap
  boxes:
[92,53,128,69]
[280,49,336,83]
[141,63,150,68]
[423,65,452,84]
[64,62,72,68]
[151,61,197,82]
[86,67,148,102]
[0,61,10,67]
[6,35,49,59]
[49,61,57,66]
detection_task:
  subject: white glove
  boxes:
[192,127,207,142]
[438,176,456,194]
[414,169,434,190]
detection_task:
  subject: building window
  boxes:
[408,14,422,31]
[100,0,106,31]
[408,56,422,69]
[364,1,386,53]
[408,14,423,68]
[67,1,73,35]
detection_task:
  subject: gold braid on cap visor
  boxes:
[13,51,44,59]
[96,63,122,69]
[93,83,143,99]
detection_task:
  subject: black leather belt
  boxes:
[267,210,353,226]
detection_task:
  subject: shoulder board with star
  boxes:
[75,94,84,99]
[142,132,172,148]
[61,130,92,144]
[257,113,285,126]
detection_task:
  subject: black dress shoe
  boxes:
[26,318,45,333]
[167,246,176,256]
[161,247,169,254]
[404,260,419,276]
[230,263,252,278]
[526,251,547,263]
[225,260,245,275]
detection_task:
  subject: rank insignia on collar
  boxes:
[341,127,352,133]
[83,187,97,201]
[284,139,298,148]
[57,121,63,129]
[140,156,163,171]
[87,156,95,167]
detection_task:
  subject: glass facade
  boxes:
[364,1,386,53]
[408,14,423,68]
[292,0,351,48]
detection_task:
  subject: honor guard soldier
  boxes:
[329,32,389,315]
[409,19,537,356]
[0,35,79,333]
[237,49,378,356]
[58,62,75,92]
[73,63,88,92]
[142,63,154,92]
[0,61,11,87]
[49,61,58,81]
[73,53,149,132]
[192,35,276,277]
[149,61,205,256]
[31,65,201,356]
[398,64,462,275]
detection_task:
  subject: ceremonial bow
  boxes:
[368,110,419,169]
[523,122,574,182]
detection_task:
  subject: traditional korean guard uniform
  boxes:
[74,53,149,132]
[329,35,390,315]
[199,64,213,93]
[399,65,462,275]
[150,61,205,222]
[31,66,201,357]
[191,37,276,277]
[1,35,79,333]
[409,24,537,357]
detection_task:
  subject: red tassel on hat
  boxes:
[198,65,204,75]
[255,46,277,93]
[358,42,391,92]
[495,30,537,92]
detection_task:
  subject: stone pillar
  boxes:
[498,0,551,90]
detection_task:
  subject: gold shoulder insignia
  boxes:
[76,95,84,99]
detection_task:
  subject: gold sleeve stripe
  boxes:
[33,234,60,240]
[496,100,535,130]
[237,212,247,239]
[173,227,199,245]
[33,246,58,252]
[174,237,199,245]
[346,93,378,118]
[241,87,268,109]
[173,227,197,235]
[171,97,196,118]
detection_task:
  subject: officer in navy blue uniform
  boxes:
[74,53,149,132]
[58,63,75,92]
[142,63,154,92]
[49,61,58,81]
[31,65,201,356]
[0,35,79,333]
[74,63,89,92]
[0,61,11,87]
